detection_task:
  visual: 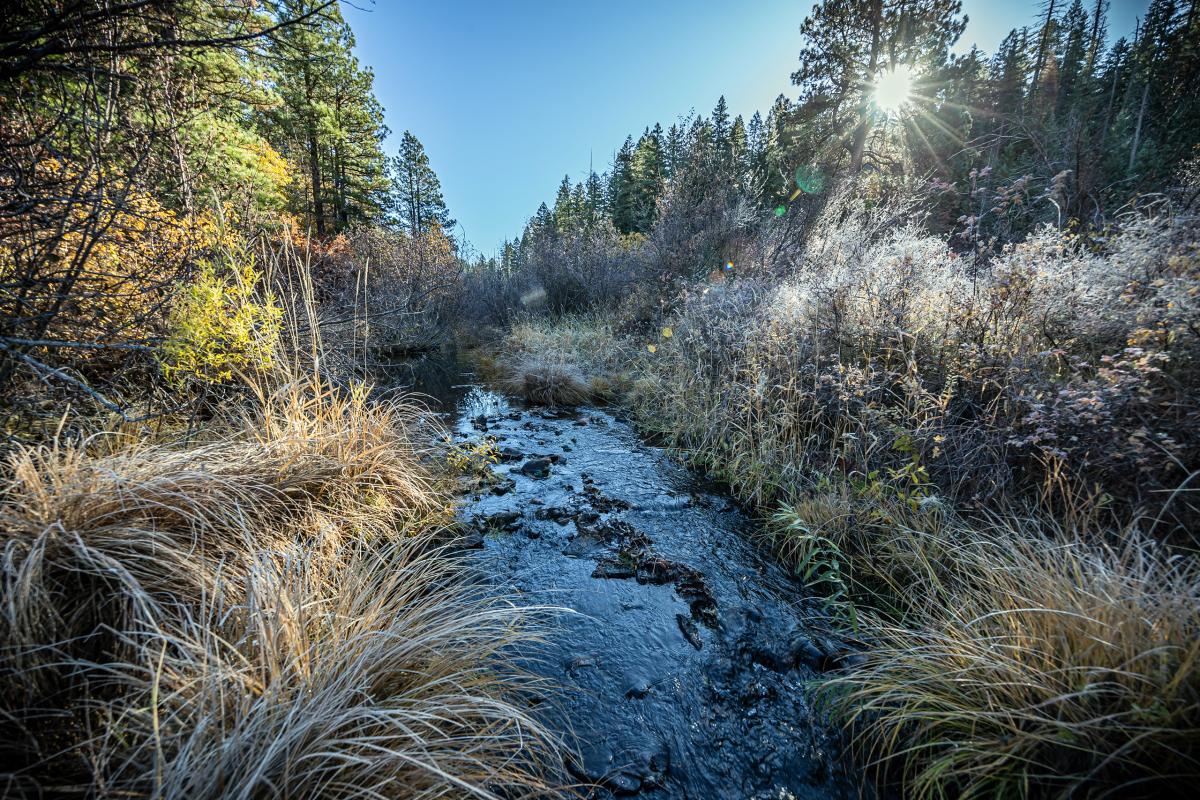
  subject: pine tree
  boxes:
[664,123,686,178]
[584,171,607,226]
[791,0,967,172]
[629,129,665,232]
[610,137,638,234]
[391,130,454,236]
[268,0,389,235]
[711,96,732,154]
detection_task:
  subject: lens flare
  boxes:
[873,65,915,116]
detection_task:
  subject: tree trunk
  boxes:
[1128,80,1149,174]
[851,0,884,173]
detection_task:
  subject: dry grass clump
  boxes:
[823,521,1200,799]
[499,355,591,407]
[0,371,561,797]
[494,315,635,407]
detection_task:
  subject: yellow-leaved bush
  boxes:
[161,247,282,385]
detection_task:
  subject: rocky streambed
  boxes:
[418,358,865,799]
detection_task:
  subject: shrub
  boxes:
[161,243,283,385]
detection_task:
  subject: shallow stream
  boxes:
[398,351,864,800]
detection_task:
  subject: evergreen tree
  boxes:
[664,123,686,178]
[610,136,638,234]
[391,130,454,236]
[791,0,967,172]
[711,96,732,154]
[268,0,389,235]
[629,129,666,232]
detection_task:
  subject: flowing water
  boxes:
[395,350,865,800]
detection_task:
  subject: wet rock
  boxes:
[573,741,669,796]
[489,477,516,496]
[474,510,520,531]
[471,414,489,432]
[789,635,827,670]
[534,505,576,525]
[635,556,684,585]
[574,510,600,526]
[583,484,632,512]
[677,614,703,650]
[565,654,597,675]
[497,446,524,462]
[676,572,719,627]
[592,558,636,580]
[457,531,485,549]
[624,675,652,699]
[519,458,552,478]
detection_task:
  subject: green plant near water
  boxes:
[768,504,858,627]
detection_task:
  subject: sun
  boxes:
[873,64,915,116]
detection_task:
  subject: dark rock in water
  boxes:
[534,505,576,524]
[624,675,652,699]
[490,477,516,496]
[583,483,632,512]
[458,531,485,549]
[592,558,637,580]
[677,613,703,650]
[574,510,600,526]
[565,654,597,675]
[676,572,719,627]
[474,510,520,531]
[635,556,684,585]
[790,635,827,670]
[572,740,669,796]
[497,446,524,462]
[547,452,564,464]
[471,414,489,432]
[519,458,552,478]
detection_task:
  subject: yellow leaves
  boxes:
[647,344,657,354]
[661,327,673,338]
[161,244,282,385]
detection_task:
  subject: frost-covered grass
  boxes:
[490,183,1200,797]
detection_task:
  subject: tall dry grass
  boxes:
[0,256,562,796]
[823,519,1200,799]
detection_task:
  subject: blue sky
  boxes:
[343,0,1149,256]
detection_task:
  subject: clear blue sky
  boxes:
[343,0,1149,256]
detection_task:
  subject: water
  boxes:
[393,351,865,799]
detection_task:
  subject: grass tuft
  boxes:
[0,367,562,797]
